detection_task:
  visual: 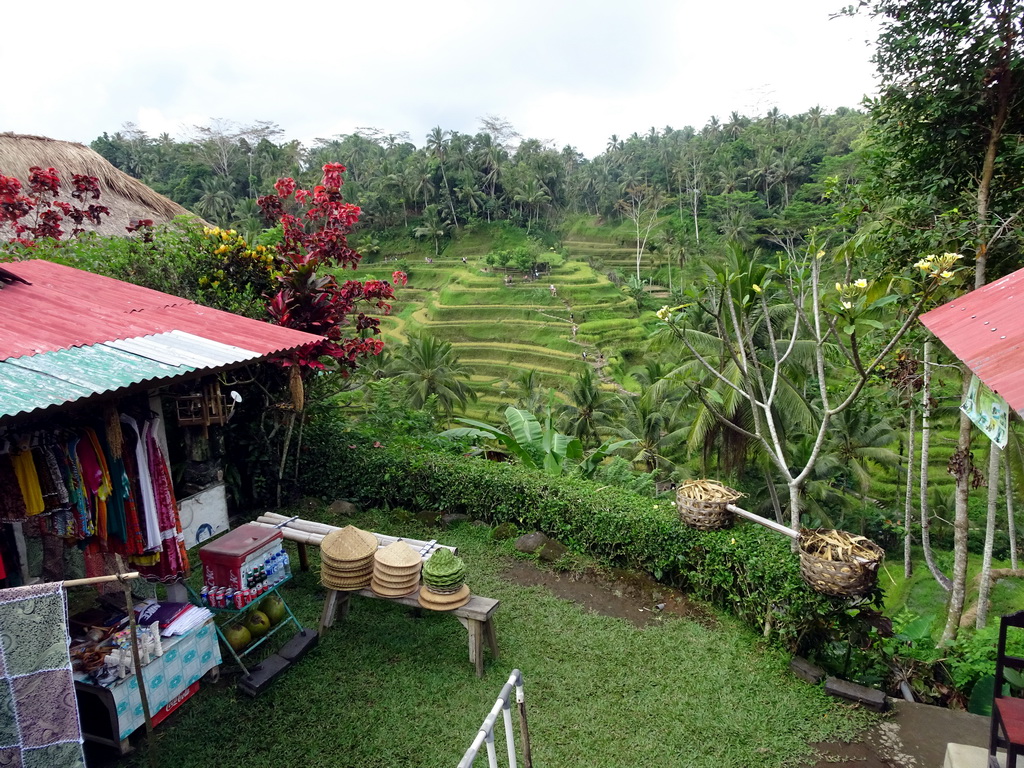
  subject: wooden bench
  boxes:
[318,588,500,677]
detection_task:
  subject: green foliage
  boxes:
[301,413,872,651]
[591,456,657,496]
[21,218,277,319]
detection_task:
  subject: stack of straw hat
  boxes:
[370,541,422,597]
[418,548,470,611]
[319,525,378,591]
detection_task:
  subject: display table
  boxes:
[75,618,221,753]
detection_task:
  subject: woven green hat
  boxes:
[422,549,466,592]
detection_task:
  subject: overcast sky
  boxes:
[5,1,879,159]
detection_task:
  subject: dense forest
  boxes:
[90,107,866,256]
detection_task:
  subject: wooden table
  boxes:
[319,588,500,677]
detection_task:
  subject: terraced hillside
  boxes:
[359,235,655,421]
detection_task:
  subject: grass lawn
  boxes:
[117,510,875,768]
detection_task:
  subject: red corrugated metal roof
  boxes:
[919,269,1024,412]
[0,259,322,360]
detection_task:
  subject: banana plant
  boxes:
[441,406,634,478]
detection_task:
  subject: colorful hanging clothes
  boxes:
[136,419,189,582]
[0,456,28,523]
[121,415,161,551]
[82,429,112,541]
[63,437,93,538]
[10,450,44,516]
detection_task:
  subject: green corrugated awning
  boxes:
[0,331,254,421]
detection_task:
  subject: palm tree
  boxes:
[825,408,901,496]
[413,205,450,255]
[512,176,550,234]
[426,126,460,229]
[558,368,619,448]
[390,334,476,420]
[615,386,687,475]
[196,177,236,224]
[508,369,544,414]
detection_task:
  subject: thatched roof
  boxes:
[0,133,198,237]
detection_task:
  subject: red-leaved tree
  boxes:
[258,163,407,374]
[0,166,111,250]
[257,163,407,504]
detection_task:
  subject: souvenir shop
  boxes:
[0,259,322,765]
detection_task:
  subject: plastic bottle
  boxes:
[282,550,292,579]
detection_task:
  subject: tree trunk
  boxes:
[941,387,974,645]
[765,466,783,524]
[920,342,951,590]
[976,445,1001,629]
[942,11,1010,638]
[787,481,802,553]
[904,404,916,578]
[439,164,459,231]
[1007,456,1018,570]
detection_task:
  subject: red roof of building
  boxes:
[919,269,1024,412]
[0,259,320,360]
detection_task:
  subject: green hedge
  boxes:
[299,417,869,651]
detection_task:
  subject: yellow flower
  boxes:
[752,284,762,293]
[656,305,671,321]
[816,250,825,259]
[854,278,868,289]
[940,270,954,280]
[841,300,853,310]
[653,505,659,509]
[835,282,843,292]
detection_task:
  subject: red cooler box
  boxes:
[199,523,283,589]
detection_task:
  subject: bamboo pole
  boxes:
[251,517,457,555]
[726,504,799,539]
[63,572,141,588]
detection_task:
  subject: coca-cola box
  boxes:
[199,523,283,589]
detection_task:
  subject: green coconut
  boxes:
[422,549,466,590]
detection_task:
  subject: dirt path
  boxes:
[502,559,714,628]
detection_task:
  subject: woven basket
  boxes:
[676,490,734,530]
[798,533,883,597]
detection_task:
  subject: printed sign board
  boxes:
[961,376,1009,449]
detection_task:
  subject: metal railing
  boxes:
[457,669,532,768]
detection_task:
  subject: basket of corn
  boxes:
[676,479,743,530]
[798,528,884,597]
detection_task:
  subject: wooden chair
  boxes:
[989,610,1024,768]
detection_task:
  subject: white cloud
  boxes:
[2,0,879,158]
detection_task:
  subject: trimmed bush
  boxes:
[300,416,871,651]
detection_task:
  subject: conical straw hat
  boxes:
[371,570,420,588]
[370,578,420,598]
[321,526,378,562]
[418,584,470,611]
[322,551,375,572]
[375,561,423,578]
[374,541,421,569]
[322,563,373,581]
[321,572,372,591]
